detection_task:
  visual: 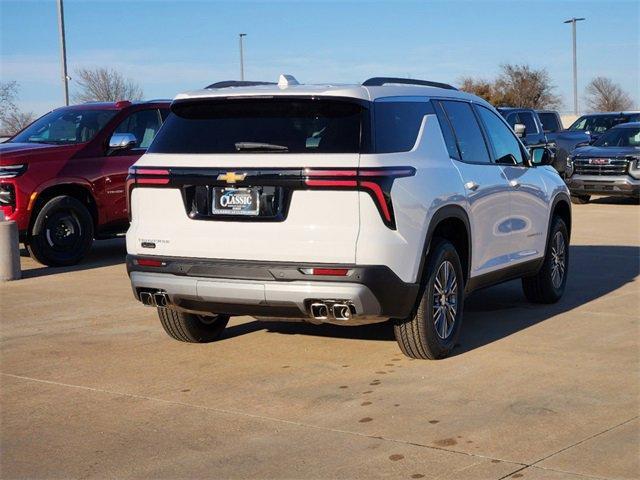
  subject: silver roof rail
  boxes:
[362,77,457,90]
[205,80,276,89]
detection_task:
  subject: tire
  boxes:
[571,195,590,204]
[522,218,569,304]
[26,195,94,267]
[158,307,229,343]
[394,238,464,360]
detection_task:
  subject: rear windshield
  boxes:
[538,112,561,133]
[569,115,628,133]
[593,127,640,147]
[149,98,366,154]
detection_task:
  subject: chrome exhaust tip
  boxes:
[310,302,329,320]
[139,291,156,307]
[154,292,169,307]
[332,303,352,321]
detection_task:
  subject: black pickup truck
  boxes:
[498,108,589,176]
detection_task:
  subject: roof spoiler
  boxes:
[362,77,457,90]
[205,80,277,89]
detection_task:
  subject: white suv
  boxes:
[126,75,571,359]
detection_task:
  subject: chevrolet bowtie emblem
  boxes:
[217,172,247,184]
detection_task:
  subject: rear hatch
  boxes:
[127,97,367,264]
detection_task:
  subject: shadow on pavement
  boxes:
[588,196,639,205]
[20,238,126,279]
[221,245,639,354]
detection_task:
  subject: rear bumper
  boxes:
[566,175,640,197]
[126,255,419,324]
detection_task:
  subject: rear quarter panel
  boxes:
[356,114,467,283]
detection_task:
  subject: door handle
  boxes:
[464,181,479,191]
[509,180,521,189]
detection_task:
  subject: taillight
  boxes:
[135,258,166,267]
[127,167,171,219]
[299,267,351,276]
[304,167,415,229]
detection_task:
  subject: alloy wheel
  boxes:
[433,260,458,339]
[550,231,566,289]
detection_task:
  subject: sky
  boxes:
[1,0,638,118]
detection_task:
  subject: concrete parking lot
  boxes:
[1,198,638,480]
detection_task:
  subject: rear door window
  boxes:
[373,100,434,153]
[518,112,538,134]
[538,112,561,133]
[441,101,491,164]
[114,109,162,149]
[149,99,366,154]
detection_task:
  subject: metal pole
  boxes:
[239,33,246,81]
[56,0,69,105]
[572,21,577,115]
[564,18,585,115]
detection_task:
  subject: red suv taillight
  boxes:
[304,167,415,228]
[127,165,415,229]
[126,167,170,219]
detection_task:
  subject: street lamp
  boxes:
[563,17,586,115]
[239,33,247,81]
[56,0,69,105]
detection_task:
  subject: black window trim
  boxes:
[433,100,461,161]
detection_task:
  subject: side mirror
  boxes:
[495,153,518,165]
[530,146,554,166]
[109,133,137,151]
[514,123,526,138]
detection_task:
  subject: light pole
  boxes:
[563,17,585,115]
[56,0,70,105]
[239,33,247,81]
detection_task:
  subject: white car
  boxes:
[126,75,571,359]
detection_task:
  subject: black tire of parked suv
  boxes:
[157,307,230,343]
[26,195,94,267]
[394,238,464,360]
[571,195,590,204]
[522,218,569,304]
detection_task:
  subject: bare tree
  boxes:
[73,67,144,103]
[584,77,634,112]
[0,81,36,135]
[1,81,19,120]
[458,77,498,104]
[1,110,36,134]
[458,64,561,109]
[493,64,561,109]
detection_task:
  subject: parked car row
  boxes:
[1,83,636,270]
[3,74,635,358]
[496,107,640,203]
[497,107,590,177]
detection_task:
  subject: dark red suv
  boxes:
[0,100,170,266]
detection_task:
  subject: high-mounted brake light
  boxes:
[303,167,415,229]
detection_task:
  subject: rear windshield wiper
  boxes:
[235,142,289,152]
